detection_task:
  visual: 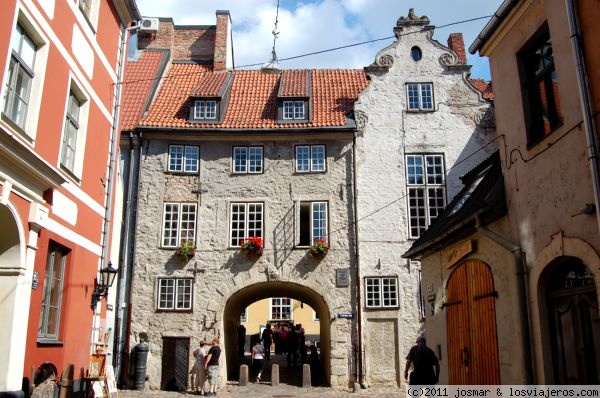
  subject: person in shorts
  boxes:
[204,338,221,396]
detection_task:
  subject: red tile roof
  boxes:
[278,70,309,97]
[139,64,369,129]
[468,78,494,101]
[190,71,230,97]
[120,50,168,131]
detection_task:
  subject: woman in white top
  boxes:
[251,340,265,383]
[190,341,208,394]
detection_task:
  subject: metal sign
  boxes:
[337,313,353,319]
[336,268,349,287]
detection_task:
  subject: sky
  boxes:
[135,0,504,80]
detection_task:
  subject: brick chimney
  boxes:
[214,10,232,71]
[447,33,467,64]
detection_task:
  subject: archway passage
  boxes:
[545,258,600,384]
[446,260,500,384]
[223,281,332,386]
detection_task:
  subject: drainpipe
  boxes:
[565,0,600,233]
[352,131,366,388]
[475,216,533,383]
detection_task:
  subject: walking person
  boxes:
[204,338,221,396]
[404,336,440,385]
[261,324,273,360]
[237,323,246,359]
[251,339,265,383]
[190,341,208,394]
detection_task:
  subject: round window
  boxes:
[411,46,422,62]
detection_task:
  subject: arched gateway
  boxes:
[223,281,332,384]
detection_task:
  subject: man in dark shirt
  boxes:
[404,336,440,385]
[204,338,221,396]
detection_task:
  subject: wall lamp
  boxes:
[91,262,118,309]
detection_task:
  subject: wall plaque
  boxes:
[336,268,349,287]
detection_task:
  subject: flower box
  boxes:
[240,237,264,256]
[308,239,329,258]
[176,241,197,261]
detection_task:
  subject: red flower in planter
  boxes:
[308,238,329,258]
[240,237,263,255]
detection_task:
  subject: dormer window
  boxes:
[193,100,217,120]
[283,101,305,120]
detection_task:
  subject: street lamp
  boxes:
[91,262,118,309]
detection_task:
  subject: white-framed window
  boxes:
[168,145,199,173]
[157,278,193,311]
[60,90,82,173]
[271,297,292,320]
[230,202,263,247]
[298,201,327,246]
[3,23,37,130]
[233,146,263,173]
[295,145,326,173]
[38,244,67,341]
[283,100,305,120]
[406,154,445,239]
[406,82,434,111]
[78,0,100,29]
[161,203,197,247]
[365,276,399,308]
[240,307,248,322]
[193,100,217,120]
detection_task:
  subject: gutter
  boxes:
[469,0,518,54]
[475,216,534,384]
[565,0,600,232]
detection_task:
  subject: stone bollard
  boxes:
[59,364,74,398]
[302,364,311,387]
[271,364,279,386]
[239,364,249,386]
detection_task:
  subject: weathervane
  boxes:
[261,0,281,73]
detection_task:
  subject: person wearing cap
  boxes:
[404,336,440,385]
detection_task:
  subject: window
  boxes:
[295,145,326,173]
[168,145,199,173]
[230,202,263,247]
[38,245,67,340]
[406,83,434,111]
[157,278,192,311]
[406,154,445,238]
[519,25,562,144]
[233,146,263,173]
[271,297,292,320]
[240,307,248,322]
[161,203,197,247]
[79,0,93,17]
[365,277,398,308]
[78,0,100,28]
[283,100,305,120]
[298,201,327,246]
[60,90,82,172]
[3,23,37,130]
[193,100,217,120]
[411,46,422,62]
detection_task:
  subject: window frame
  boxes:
[518,23,562,146]
[298,201,328,247]
[229,202,264,248]
[406,154,446,239]
[192,99,218,121]
[232,146,264,174]
[156,277,193,311]
[78,0,100,30]
[364,276,399,309]
[294,144,326,173]
[161,202,197,248]
[270,297,292,321]
[406,82,434,111]
[168,144,199,173]
[38,244,68,342]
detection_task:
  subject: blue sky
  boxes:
[135,0,504,80]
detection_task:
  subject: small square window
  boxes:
[271,297,292,320]
[295,145,326,173]
[193,100,217,120]
[365,277,398,308]
[233,146,263,174]
[157,278,192,311]
[168,145,199,173]
[283,100,306,120]
[406,83,434,111]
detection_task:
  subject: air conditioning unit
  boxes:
[140,17,159,32]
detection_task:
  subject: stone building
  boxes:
[405,0,600,385]
[353,9,496,386]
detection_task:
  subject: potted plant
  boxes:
[240,236,263,256]
[176,240,197,261]
[308,238,329,258]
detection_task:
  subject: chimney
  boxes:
[447,33,467,64]
[214,10,232,71]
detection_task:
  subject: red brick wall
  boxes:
[214,11,230,70]
[138,19,175,50]
[447,33,467,64]
[173,27,216,60]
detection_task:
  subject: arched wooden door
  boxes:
[446,260,500,384]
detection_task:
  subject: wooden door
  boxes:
[161,337,190,391]
[446,260,500,384]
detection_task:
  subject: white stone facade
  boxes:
[353,12,496,386]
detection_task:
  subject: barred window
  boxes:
[365,277,398,308]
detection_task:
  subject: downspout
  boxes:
[565,0,600,233]
[352,131,366,389]
[475,216,534,383]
